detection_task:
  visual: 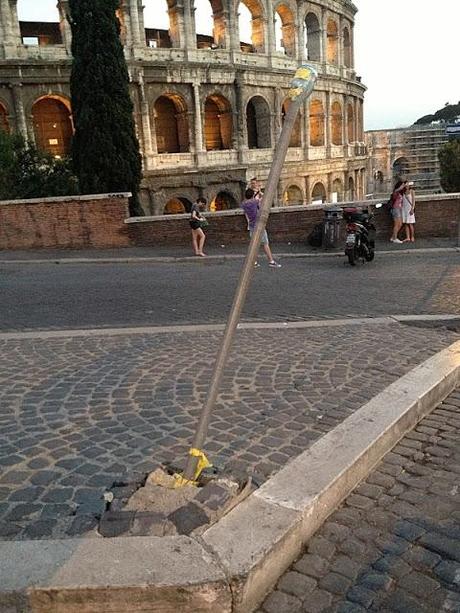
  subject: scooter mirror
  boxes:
[375,203,383,209]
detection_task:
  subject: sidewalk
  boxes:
[260,389,460,613]
[0,237,457,263]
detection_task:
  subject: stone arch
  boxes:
[153,93,190,153]
[343,26,352,68]
[309,99,325,146]
[0,102,9,133]
[195,0,227,48]
[283,184,303,206]
[204,94,233,150]
[282,98,301,148]
[347,103,354,143]
[331,101,343,145]
[246,95,271,149]
[18,0,63,45]
[326,19,338,64]
[348,176,355,200]
[393,157,410,182]
[32,95,73,157]
[304,12,321,62]
[164,196,193,214]
[274,3,296,57]
[238,0,265,53]
[210,191,238,211]
[332,178,343,203]
[311,181,326,204]
[144,0,173,48]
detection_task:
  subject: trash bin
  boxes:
[323,206,343,249]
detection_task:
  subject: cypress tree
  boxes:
[68,0,143,216]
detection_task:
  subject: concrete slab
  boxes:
[0,536,231,612]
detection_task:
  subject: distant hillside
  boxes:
[414,102,460,125]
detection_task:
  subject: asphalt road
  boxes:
[1,251,459,331]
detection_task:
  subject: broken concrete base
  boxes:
[1,340,460,612]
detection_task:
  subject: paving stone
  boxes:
[318,572,352,595]
[66,514,98,536]
[294,554,329,579]
[301,589,333,613]
[419,531,460,562]
[23,519,56,539]
[366,471,395,489]
[346,586,376,608]
[402,545,442,571]
[262,590,302,613]
[394,519,426,542]
[330,556,361,581]
[346,494,374,510]
[98,511,135,537]
[433,560,460,586]
[321,522,350,544]
[380,589,426,613]
[278,571,316,599]
[358,571,393,592]
[168,502,209,535]
[308,536,336,561]
[335,602,365,613]
[372,554,412,578]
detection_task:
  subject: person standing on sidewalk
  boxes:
[190,197,207,256]
[390,180,406,243]
[241,188,281,268]
[402,182,416,242]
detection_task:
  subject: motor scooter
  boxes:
[343,204,382,266]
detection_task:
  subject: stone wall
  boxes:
[127,194,460,247]
[0,193,131,250]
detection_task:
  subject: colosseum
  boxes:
[0,0,367,215]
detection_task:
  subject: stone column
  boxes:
[305,174,311,204]
[327,173,333,203]
[304,99,310,159]
[228,4,240,54]
[58,0,72,53]
[274,87,282,142]
[298,15,306,61]
[136,68,153,161]
[350,26,355,69]
[234,76,246,162]
[129,0,142,47]
[325,91,331,156]
[338,15,343,68]
[11,84,28,140]
[321,8,327,64]
[1,0,21,55]
[183,0,196,52]
[192,82,204,154]
[353,96,359,143]
[342,94,348,156]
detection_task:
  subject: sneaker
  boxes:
[392,238,403,244]
[269,261,281,268]
[254,261,260,268]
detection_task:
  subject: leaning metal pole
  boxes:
[182,65,318,483]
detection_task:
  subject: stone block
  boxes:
[262,590,302,613]
[168,502,209,535]
[302,588,333,613]
[293,554,328,579]
[277,570,316,599]
[319,572,352,595]
[99,511,135,537]
[130,511,168,537]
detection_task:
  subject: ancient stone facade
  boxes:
[366,125,449,198]
[0,0,367,215]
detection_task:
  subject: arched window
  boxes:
[164,197,193,214]
[331,101,343,145]
[32,97,73,157]
[246,96,271,149]
[274,4,295,57]
[238,0,264,53]
[210,191,238,211]
[195,0,223,49]
[393,157,410,181]
[347,104,354,143]
[332,178,343,203]
[311,181,326,204]
[358,99,364,141]
[348,176,355,201]
[18,0,62,45]
[304,12,321,62]
[144,0,173,48]
[283,185,303,206]
[204,95,233,150]
[282,99,301,147]
[343,26,352,68]
[0,103,9,133]
[154,94,190,153]
[309,99,325,146]
[326,19,338,64]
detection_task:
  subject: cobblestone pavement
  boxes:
[0,322,457,540]
[261,389,460,613]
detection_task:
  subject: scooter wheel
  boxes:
[365,249,375,262]
[347,249,357,266]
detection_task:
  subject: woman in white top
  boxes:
[402,183,416,243]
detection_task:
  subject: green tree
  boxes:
[439,140,460,193]
[68,0,143,216]
[0,130,78,200]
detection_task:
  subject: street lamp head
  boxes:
[288,64,318,103]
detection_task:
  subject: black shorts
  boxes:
[190,220,201,230]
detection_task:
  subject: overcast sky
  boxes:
[17,0,459,130]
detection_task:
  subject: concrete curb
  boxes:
[1,340,460,612]
[0,246,457,265]
[0,313,459,341]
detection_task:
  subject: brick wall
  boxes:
[127,195,460,247]
[0,194,131,250]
